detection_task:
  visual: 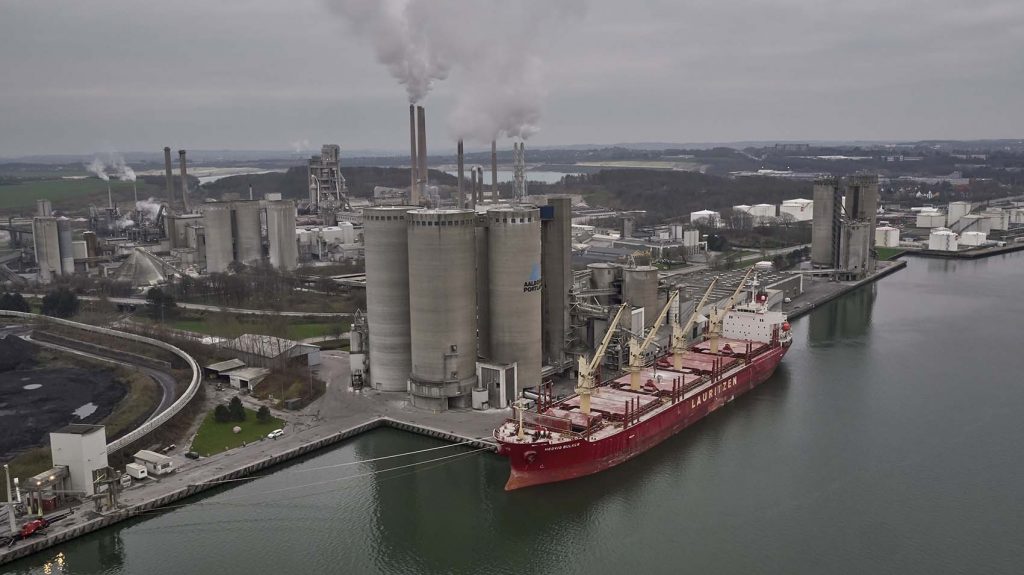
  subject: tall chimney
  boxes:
[416,106,427,204]
[491,140,498,201]
[409,104,418,204]
[457,139,465,209]
[477,167,484,205]
[178,149,190,213]
[163,147,174,211]
[470,167,477,209]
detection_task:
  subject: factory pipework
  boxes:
[457,139,465,209]
[178,149,191,213]
[163,147,174,211]
[416,106,427,205]
[409,104,418,205]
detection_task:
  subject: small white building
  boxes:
[959,231,987,247]
[689,210,721,227]
[1010,208,1024,224]
[875,226,900,247]
[916,210,946,228]
[779,198,813,222]
[50,424,108,497]
[125,462,148,480]
[224,366,272,391]
[134,450,175,476]
[928,229,959,251]
[981,209,1009,231]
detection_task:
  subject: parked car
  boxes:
[267,429,284,439]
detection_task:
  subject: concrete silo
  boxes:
[265,200,297,270]
[622,266,659,328]
[541,197,572,368]
[32,217,61,284]
[57,218,75,275]
[202,203,234,273]
[588,262,620,305]
[475,218,491,359]
[811,178,841,268]
[363,207,415,392]
[407,209,478,410]
[233,200,263,264]
[488,206,543,396]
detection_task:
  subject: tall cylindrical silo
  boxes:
[588,262,620,305]
[812,178,840,267]
[488,206,542,394]
[32,217,61,284]
[622,266,659,328]
[363,206,414,392]
[57,218,75,275]
[202,203,234,273]
[232,200,263,264]
[475,218,491,359]
[407,209,478,410]
[265,200,297,270]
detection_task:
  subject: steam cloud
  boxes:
[136,198,163,220]
[327,0,583,142]
[85,153,136,181]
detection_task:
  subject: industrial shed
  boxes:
[219,334,321,368]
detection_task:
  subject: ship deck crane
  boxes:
[628,291,680,390]
[708,266,756,354]
[577,304,629,416]
[671,278,719,370]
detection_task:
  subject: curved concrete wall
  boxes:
[0,311,201,454]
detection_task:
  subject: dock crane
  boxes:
[577,304,629,416]
[670,278,719,371]
[707,266,756,354]
[628,291,680,390]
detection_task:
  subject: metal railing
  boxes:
[0,310,201,454]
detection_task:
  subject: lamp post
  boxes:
[4,464,15,533]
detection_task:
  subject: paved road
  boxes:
[27,294,352,318]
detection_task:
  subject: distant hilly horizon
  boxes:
[4,139,1023,164]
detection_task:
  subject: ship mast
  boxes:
[628,290,680,390]
[671,278,718,371]
[707,266,756,354]
[577,304,629,416]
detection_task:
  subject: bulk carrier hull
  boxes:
[497,342,789,491]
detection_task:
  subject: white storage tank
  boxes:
[265,200,297,270]
[487,206,542,394]
[622,266,659,328]
[959,231,987,246]
[363,207,414,392]
[780,198,813,221]
[587,262,620,305]
[689,210,721,226]
[875,226,900,248]
[928,229,959,251]
[947,201,971,226]
[916,210,946,228]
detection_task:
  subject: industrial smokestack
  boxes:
[477,166,484,205]
[409,104,418,204]
[416,106,427,204]
[470,166,477,209]
[491,140,498,201]
[178,149,191,213]
[457,139,465,209]
[163,147,174,211]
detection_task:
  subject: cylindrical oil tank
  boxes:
[407,209,478,410]
[32,217,61,283]
[56,218,74,275]
[588,262,620,305]
[622,266,659,327]
[232,200,263,264]
[363,207,414,392]
[487,206,542,393]
[265,200,297,270]
[202,203,234,273]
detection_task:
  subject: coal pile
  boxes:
[0,335,36,371]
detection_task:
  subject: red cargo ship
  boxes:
[494,274,792,490]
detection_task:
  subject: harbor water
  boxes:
[8,252,1024,574]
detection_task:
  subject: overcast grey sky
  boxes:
[1,0,1022,157]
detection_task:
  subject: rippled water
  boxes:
[9,253,1024,574]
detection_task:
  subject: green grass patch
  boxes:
[875,247,906,261]
[165,314,349,341]
[102,368,163,439]
[0,178,164,212]
[190,407,285,457]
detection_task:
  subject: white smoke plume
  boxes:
[115,218,136,230]
[327,0,583,141]
[290,139,312,154]
[86,153,136,181]
[136,198,163,220]
[86,157,109,181]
